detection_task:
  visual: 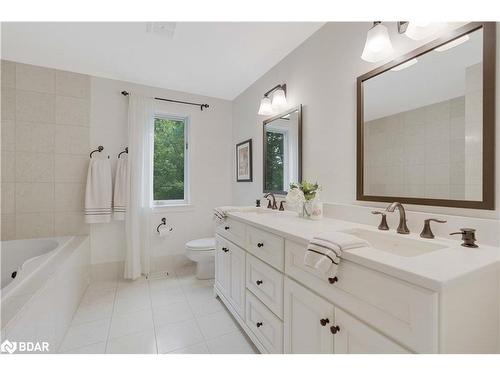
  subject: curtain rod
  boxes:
[121,91,209,111]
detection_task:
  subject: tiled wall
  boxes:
[364,96,466,199]
[1,60,90,240]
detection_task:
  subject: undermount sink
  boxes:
[341,228,448,257]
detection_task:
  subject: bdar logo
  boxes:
[1,340,17,354]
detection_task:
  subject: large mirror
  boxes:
[263,105,302,195]
[357,22,495,209]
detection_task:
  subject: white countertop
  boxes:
[228,209,500,292]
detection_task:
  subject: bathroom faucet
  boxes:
[386,202,410,234]
[264,193,278,210]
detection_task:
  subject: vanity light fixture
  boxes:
[390,58,418,71]
[361,22,395,63]
[257,84,287,116]
[434,34,470,52]
[403,22,446,40]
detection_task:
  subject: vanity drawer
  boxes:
[246,254,284,319]
[284,239,438,353]
[246,291,283,354]
[246,226,284,270]
[216,217,246,247]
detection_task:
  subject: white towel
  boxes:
[304,232,369,278]
[213,206,256,224]
[84,157,112,223]
[113,157,128,221]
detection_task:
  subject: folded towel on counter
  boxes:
[304,232,369,278]
[84,157,113,223]
[113,157,128,221]
[213,206,256,224]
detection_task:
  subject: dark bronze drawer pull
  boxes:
[222,247,229,253]
[224,226,230,230]
[320,318,330,326]
[257,242,264,248]
[256,280,263,285]
[330,325,340,334]
[328,276,338,284]
[256,322,263,328]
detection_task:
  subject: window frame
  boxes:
[152,113,190,207]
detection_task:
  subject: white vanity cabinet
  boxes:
[214,214,500,354]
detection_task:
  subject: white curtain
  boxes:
[124,94,154,280]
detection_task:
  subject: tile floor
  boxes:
[59,265,258,354]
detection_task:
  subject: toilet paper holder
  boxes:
[156,218,172,233]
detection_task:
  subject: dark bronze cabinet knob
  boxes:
[224,226,230,230]
[328,276,338,284]
[257,242,264,248]
[256,280,263,285]
[330,325,340,334]
[320,318,330,326]
[222,247,229,253]
[256,322,263,328]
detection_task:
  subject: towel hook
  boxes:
[118,147,128,159]
[90,146,104,158]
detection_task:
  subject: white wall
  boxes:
[232,22,500,220]
[90,77,233,268]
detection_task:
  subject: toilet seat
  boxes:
[185,237,216,251]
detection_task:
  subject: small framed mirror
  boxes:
[263,105,302,195]
[357,22,495,209]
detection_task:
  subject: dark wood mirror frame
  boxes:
[357,22,496,210]
[263,104,302,195]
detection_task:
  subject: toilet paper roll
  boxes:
[158,226,173,237]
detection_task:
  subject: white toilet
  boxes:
[185,237,216,279]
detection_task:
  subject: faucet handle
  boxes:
[420,218,447,239]
[279,201,285,211]
[450,228,478,248]
[371,211,389,231]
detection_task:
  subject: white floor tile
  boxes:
[155,319,204,354]
[188,295,225,318]
[80,288,116,306]
[60,341,106,354]
[109,308,154,339]
[206,331,258,354]
[153,301,194,327]
[196,309,239,340]
[59,319,110,352]
[148,276,180,291]
[106,330,157,354]
[168,342,210,354]
[150,287,186,308]
[71,301,114,325]
[86,280,118,292]
[113,294,151,315]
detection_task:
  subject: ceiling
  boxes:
[1,22,324,99]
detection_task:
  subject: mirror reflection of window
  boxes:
[264,108,300,194]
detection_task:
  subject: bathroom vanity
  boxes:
[214,208,500,354]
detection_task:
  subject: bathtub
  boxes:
[1,236,90,353]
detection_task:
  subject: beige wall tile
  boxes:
[1,120,16,152]
[15,212,54,239]
[1,214,16,240]
[16,90,55,123]
[55,212,88,236]
[55,183,85,212]
[1,151,15,182]
[15,182,54,213]
[16,122,55,153]
[15,152,54,182]
[1,182,15,214]
[16,63,56,94]
[1,88,16,121]
[1,60,16,88]
[56,71,90,98]
[55,125,89,154]
[55,154,88,183]
[55,96,89,126]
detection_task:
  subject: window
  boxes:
[153,115,188,205]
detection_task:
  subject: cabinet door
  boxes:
[228,243,246,318]
[215,236,230,294]
[284,277,334,354]
[334,308,410,354]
